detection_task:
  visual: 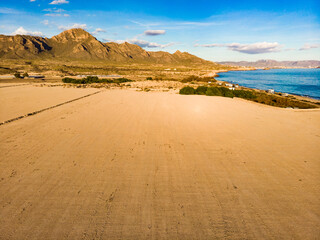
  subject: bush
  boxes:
[146,77,153,80]
[178,85,317,109]
[14,72,22,78]
[233,90,256,100]
[23,72,29,78]
[219,87,234,98]
[195,86,208,95]
[179,86,196,95]
[62,76,133,84]
[206,87,222,96]
[181,75,216,83]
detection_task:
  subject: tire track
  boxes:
[0,90,102,126]
[0,84,31,88]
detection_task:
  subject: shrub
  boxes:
[14,72,22,78]
[62,76,133,84]
[177,85,318,109]
[23,72,29,78]
[219,87,234,98]
[146,77,153,80]
[206,87,222,96]
[195,86,208,95]
[179,86,196,95]
[181,75,216,83]
[233,90,256,100]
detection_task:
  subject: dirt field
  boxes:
[0,85,319,239]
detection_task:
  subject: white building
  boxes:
[267,89,275,94]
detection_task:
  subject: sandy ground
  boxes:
[0,84,97,123]
[0,85,319,239]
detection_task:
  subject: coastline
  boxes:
[213,68,320,102]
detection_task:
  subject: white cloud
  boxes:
[0,7,20,14]
[30,0,36,2]
[112,38,174,48]
[227,42,281,54]
[12,27,43,36]
[92,28,106,35]
[299,43,320,51]
[195,42,282,54]
[50,0,69,5]
[58,23,87,31]
[43,8,65,12]
[144,30,166,36]
[42,20,49,25]
[44,13,69,17]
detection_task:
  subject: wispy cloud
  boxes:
[128,39,174,48]
[43,8,65,13]
[41,20,49,26]
[0,7,21,14]
[107,38,174,48]
[12,27,43,36]
[45,13,69,17]
[58,23,87,31]
[299,43,320,51]
[195,42,282,54]
[144,30,166,36]
[92,28,106,35]
[50,0,69,5]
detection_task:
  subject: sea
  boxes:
[216,68,320,99]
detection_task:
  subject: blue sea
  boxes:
[216,68,320,99]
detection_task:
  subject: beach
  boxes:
[0,84,319,239]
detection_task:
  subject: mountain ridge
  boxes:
[0,28,216,66]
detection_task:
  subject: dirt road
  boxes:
[0,87,319,239]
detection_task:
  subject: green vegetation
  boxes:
[179,86,196,95]
[179,86,318,109]
[14,72,22,78]
[23,72,29,78]
[62,76,133,84]
[181,75,217,83]
[146,77,153,80]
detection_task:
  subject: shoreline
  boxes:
[213,68,320,102]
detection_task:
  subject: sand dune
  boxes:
[0,86,319,239]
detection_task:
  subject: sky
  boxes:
[0,0,319,61]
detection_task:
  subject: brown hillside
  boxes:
[0,28,216,65]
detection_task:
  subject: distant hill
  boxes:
[219,60,320,68]
[0,28,219,66]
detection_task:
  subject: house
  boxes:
[267,89,275,94]
[225,83,233,87]
[229,87,235,90]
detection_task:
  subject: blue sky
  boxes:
[0,0,319,61]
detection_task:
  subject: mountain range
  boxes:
[219,60,320,68]
[0,28,216,66]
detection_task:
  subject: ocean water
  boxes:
[216,68,320,99]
